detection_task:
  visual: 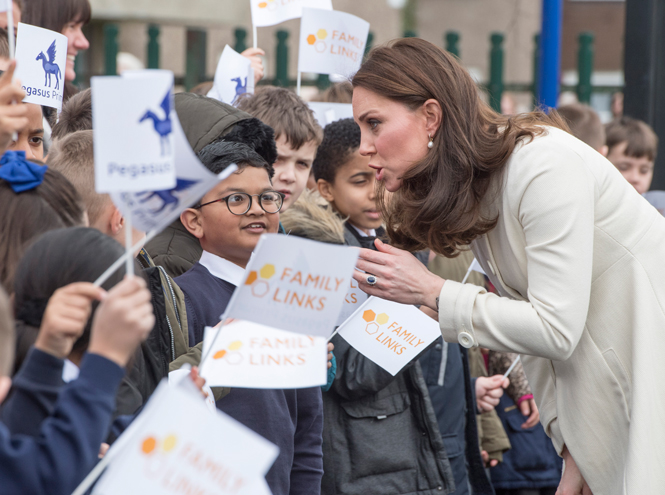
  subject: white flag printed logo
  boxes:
[250,0,332,27]
[298,8,370,77]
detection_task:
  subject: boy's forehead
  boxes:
[275,135,318,161]
[211,167,272,193]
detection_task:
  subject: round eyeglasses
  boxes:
[194,191,285,215]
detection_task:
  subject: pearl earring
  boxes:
[427,134,434,149]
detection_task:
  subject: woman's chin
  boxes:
[384,179,403,193]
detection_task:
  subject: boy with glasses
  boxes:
[175,141,324,495]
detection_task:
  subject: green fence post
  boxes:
[577,31,594,105]
[403,30,417,38]
[317,74,330,90]
[532,33,540,108]
[488,32,504,113]
[364,31,374,58]
[185,28,207,91]
[234,28,247,53]
[147,24,160,69]
[103,23,119,75]
[274,29,289,87]
[445,31,460,58]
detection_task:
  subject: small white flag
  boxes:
[14,23,68,111]
[308,102,354,128]
[200,321,328,389]
[298,8,369,78]
[92,381,279,495]
[223,234,359,338]
[336,296,441,376]
[469,258,486,275]
[92,70,176,193]
[250,0,332,27]
[0,0,11,13]
[207,45,255,105]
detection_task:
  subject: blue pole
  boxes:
[537,0,563,109]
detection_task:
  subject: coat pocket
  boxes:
[340,392,420,485]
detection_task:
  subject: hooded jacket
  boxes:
[282,191,455,495]
[145,93,277,278]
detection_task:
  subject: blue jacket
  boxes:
[489,394,562,490]
[176,262,324,495]
[0,350,124,495]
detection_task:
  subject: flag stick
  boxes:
[461,264,473,285]
[502,355,521,379]
[124,205,134,277]
[296,71,302,96]
[253,24,258,49]
[7,6,16,141]
[93,230,155,288]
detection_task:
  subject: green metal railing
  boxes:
[93,24,619,104]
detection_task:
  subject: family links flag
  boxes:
[337,297,441,376]
[200,321,328,389]
[207,45,255,105]
[298,8,369,78]
[14,23,68,111]
[88,381,279,495]
[222,234,359,338]
[250,0,332,27]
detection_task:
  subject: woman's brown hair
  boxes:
[22,0,91,33]
[352,38,567,257]
[0,167,86,292]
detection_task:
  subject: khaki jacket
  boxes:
[437,127,665,494]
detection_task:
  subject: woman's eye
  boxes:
[368,120,379,130]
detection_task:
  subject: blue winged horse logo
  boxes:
[136,178,200,214]
[139,89,172,156]
[36,40,61,90]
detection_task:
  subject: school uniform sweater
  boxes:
[0,351,125,495]
[175,252,324,495]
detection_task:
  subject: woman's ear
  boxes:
[317,179,336,204]
[180,209,204,239]
[423,98,442,136]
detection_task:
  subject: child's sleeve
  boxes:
[1,347,65,436]
[0,352,124,495]
[290,387,324,495]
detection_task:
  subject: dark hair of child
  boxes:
[51,88,92,140]
[0,28,9,59]
[0,167,86,292]
[313,81,353,104]
[22,0,91,33]
[312,118,360,184]
[0,285,13,376]
[190,82,214,96]
[197,140,274,179]
[605,116,659,161]
[12,227,126,373]
[236,85,323,149]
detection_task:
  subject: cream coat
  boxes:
[437,127,665,494]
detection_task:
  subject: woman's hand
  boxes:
[557,446,593,495]
[353,239,445,310]
[519,398,540,428]
[475,375,509,412]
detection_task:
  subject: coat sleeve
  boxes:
[329,333,404,402]
[289,387,324,495]
[1,348,64,436]
[437,142,595,362]
[0,353,124,495]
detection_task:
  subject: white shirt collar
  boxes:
[199,250,245,286]
[351,224,376,238]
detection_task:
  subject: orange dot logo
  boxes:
[141,434,178,456]
[213,340,244,365]
[245,264,275,298]
[363,310,390,335]
[258,0,277,11]
[258,1,267,7]
[307,28,328,53]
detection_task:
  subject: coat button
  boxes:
[437,486,443,491]
[458,331,474,348]
[435,343,442,350]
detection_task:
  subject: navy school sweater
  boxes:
[0,351,124,495]
[175,262,324,495]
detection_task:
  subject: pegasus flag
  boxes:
[207,45,255,106]
[91,70,176,193]
[250,0,332,27]
[221,234,359,338]
[336,296,441,376]
[298,8,369,78]
[14,23,67,110]
[90,381,279,495]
